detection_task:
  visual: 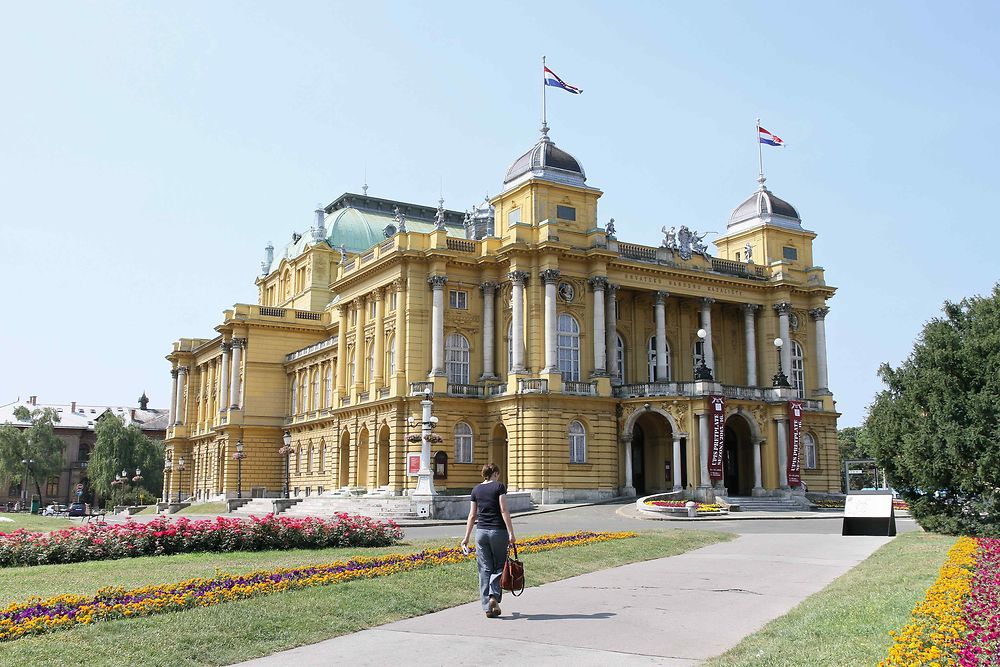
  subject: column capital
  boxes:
[809,306,830,320]
[742,303,761,315]
[231,337,247,349]
[480,281,498,295]
[372,288,384,303]
[700,297,715,307]
[427,275,449,289]
[220,341,232,353]
[588,276,609,291]
[177,365,189,374]
[773,302,793,315]
[655,290,669,305]
[508,270,530,286]
[539,268,561,284]
[392,278,406,292]
[171,368,179,379]
[606,282,619,297]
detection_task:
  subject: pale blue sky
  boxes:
[1,1,997,426]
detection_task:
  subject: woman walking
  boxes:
[461,463,516,618]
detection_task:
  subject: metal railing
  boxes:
[259,307,286,317]
[563,381,597,395]
[518,378,549,394]
[295,311,322,320]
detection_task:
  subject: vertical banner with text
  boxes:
[708,395,726,480]
[787,400,804,486]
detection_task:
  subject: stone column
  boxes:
[753,440,764,493]
[622,433,634,491]
[372,289,386,388]
[480,281,498,379]
[697,412,710,488]
[393,280,406,378]
[354,298,367,389]
[605,284,619,382]
[672,435,683,490]
[540,268,560,372]
[509,271,528,372]
[742,304,759,386]
[219,341,231,412]
[336,307,348,394]
[700,298,715,373]
[169,368,179,424]
[174,366,188,424]
[655,291,669,380]
[775,417,789,488]
[810,306,831,393]
[774,303,792,374]
[229,340,243,409]
[428,276,447,377]
[589,277,607,376]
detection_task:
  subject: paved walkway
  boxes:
[235,531,891,666]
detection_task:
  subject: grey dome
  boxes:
[729,187,800,227]
[503,130,586,189]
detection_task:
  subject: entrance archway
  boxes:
[357,426,370,488]
[630,411,677,495]
[490,422,509,483]
[723,413,755,496]
[377,425,390,488]
[338,430,350,488]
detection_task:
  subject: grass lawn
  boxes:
[0,512,74,533]
[707,531,957,667]
[1,529,729,665]
[174,501,229,515]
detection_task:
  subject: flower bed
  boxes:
[642,499,725,513]
[0,514,403,568]
[880,536,1000,666]
[0,530,636,642]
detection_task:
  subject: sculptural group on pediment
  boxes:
[660,225,712,260]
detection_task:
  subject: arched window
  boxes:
[569,420,587,463]
[455,422,473,464]
[306,444,312,473]
[319,440,326,473]
[295,447,301,474]
[803,432,817,469]
[386,334,396,376]
[349,347,356,386]
[615,334,625,384]
[290,376,298,414]
[324,365,333,407]
[311,371,320,411]
[557,314,581,381]
[647,336,672,382]
[446,333,471,384]
[791,341,805,399]
[693,339,706,376]
[366,341,375,385]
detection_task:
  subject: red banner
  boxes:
[787,400,804,486]
[708,395,726,480]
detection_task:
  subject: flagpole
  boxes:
[542,55,548,135]
[756,118,765,188]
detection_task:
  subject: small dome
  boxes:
[503,129,585,189]
[728,187,800,228]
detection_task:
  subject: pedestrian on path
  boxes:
[461,463,516,618]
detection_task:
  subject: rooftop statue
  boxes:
[745,241,754,264]
[605,218,616,238]
[660,225,676,250]
[393,206,407,233]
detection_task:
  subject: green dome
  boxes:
[326,207,389,253]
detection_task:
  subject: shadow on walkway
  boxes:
[505,611,616,621]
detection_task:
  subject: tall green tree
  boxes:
[0,407,66,500]
[865,283,1000,536]
[90,415,164,506]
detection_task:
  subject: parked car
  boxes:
[67,503,87,517]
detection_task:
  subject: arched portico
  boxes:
[621,406,688,495]
[723,408,766,496]
[489,422,509,484]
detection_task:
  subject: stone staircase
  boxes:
[281,496,418,520]
[228,498,281,517]
[724,495,810,512]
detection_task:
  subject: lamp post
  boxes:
[177,457,186,503]
[772,338,791,388]
[233,440,246,499]
[694,328,714,381]
[409,387,439,496]
[131,468,143,507]
[20,458,35,505]
[280,431,292,499]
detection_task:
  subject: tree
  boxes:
[0,407,66,501]
[837,426,877,491]
[865,283,1000,536]
[89,415,164,507]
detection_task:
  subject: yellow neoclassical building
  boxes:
[163,127,839,508]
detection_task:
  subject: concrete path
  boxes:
[234,532,891,667]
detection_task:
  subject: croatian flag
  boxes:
[544,66,582,94]
[759,126,785,147]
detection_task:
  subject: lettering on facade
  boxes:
[787,400,804,486]
[621,274,744,298]
[708,395,726,480]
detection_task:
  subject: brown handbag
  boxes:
[500,542,525,596]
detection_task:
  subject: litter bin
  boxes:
[30,495,41,515]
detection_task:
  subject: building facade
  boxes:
[164,129,838,504]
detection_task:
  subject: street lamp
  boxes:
[280,431,292,499]
[131,467,143,507]
[233,439,246,499]
[694,329,714,381]
[20,458,36,504]
[412,387,439,496]
[772,338,791,388]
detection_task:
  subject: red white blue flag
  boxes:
[759,126,785,147]
[544,66,582,94]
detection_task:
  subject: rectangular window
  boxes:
[783,246,798,261]
[556,205,576,221]
[390,292,397,311]
[46,476,59,497]
[735,252,741,261]
[614,301,620,320]
[508,208,521,225]
[449,290,468,309]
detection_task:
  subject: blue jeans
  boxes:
[475,528,508,611]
